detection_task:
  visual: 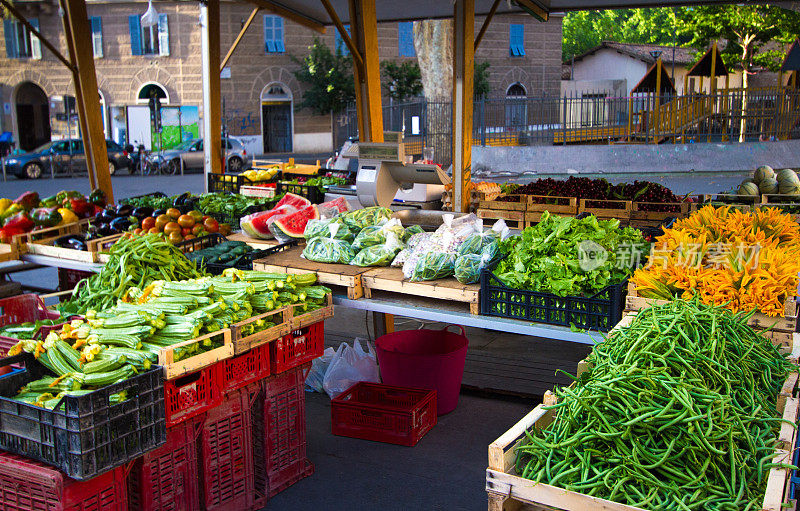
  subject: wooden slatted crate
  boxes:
[361,267,480,314]
[157,329,235,380]
[477,208,528,230]
[578,199,632,223]
[230,306,292,355]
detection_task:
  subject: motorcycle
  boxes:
[125,142,148,175]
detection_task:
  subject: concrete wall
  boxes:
[573,50,645,96]
[472,140,800,175]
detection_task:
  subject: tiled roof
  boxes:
[569,41,698,66]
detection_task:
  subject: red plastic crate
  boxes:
[270,321,324,374]
[252,364,312,504]
[128,416,203,511]
[222,341,271,393]
[0,294,59,327]
[331,382,437,446]
[200,388,255,511]
[0,450,126,510]
[165,363,222,427]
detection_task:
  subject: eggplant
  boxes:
[96,208,118,224]
[54,234,87,251]
[96,223,115,237]
[153,208,167,217]
[109,217,132,232]
[131,206,154,221]
[115,204,133,217]
[174,193,191,206]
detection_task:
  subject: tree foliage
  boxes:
[291,38,354,115]
[474,61,491,99]
[380,61,423,101]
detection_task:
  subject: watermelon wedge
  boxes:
[240,205,297,239]
[319,196,351,214]
[270,205,319,242]
[275,192,311,210]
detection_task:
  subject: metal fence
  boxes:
[334,87,800,162]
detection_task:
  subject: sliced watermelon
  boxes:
[319,196,351,214]
[275,192,311,210]
[270,205,319,242]
[240,205,297,239]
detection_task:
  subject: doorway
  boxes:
[14,81,51,151]
[260,83,292,153]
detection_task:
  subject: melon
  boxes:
[776,168,800,185]
[754,165,775,184]
[758,177,779,195]
[270,205,320,242]
[738,181,760,197]
[274,192,311,210]
[319,197,351,214]
[240,205,297,239]
[779,180,800,196]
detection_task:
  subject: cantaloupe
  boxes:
[754,165,775,184]
[779,180,800,196]
[759,177,779,195]
[738,181,760,197]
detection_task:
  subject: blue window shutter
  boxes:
[510,24,525,57]
[91,17,103,58]
[4,20,17,58]
[275,17,284,52]
[398,22,414,57]
[29,18,41,59]
[129,15,142,55]
[336,25,350,56]
[158,14,169,56]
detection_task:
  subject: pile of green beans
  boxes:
[516,299,797,510]
[67,234,204,314]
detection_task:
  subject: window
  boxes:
[71,140,84,153]
[90,17,103,58]
[509,24,525,57]
[505,82,527,129]
[51,141,69,153]
[3,18,41,59]
[398,22,414,57]
[335,24,350,56]
[263,15,284,53]
[129,14,169,56]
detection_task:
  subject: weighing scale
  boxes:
[356,142,450,208]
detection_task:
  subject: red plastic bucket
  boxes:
[375,325,468,415]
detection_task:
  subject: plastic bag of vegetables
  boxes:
[342,207,393,231]
[351,232,404,267]
[304,216,353,241]
[457,219,510,256]
[393,232,433,267]
[403,225,424,242]
[302,224,355,264]
[454,244,499,284]
[409,251,456,282]
[352,218,405,251]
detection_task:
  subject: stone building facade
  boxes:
[1,1,562,155]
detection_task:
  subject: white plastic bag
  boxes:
[140,0,159,27]
[322,339,380,398]
[305,347,335,392]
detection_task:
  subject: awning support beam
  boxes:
[245,0,326,34]
[474,0,500,51]
[220,7,260,72]
[348,0,383,143]
[0,0,76,72]
[452,0,474,213]
[321,0,364,75]
[201,0,223,184]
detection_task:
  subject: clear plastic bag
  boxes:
[454,247,497,284]
[304,216,352,241]
[403,225,425,242]
[352,218,405,251]
[322,339,380,399]
[351,232,404,267]
[393,231,434,267]
[342,207,393,231]
[305,347,336,392]
[409,251,456,281]
[301,223,355,264]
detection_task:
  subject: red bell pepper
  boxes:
[68,198,93,218]
[0,227,24,244]
[93,205,104,216]
[3,212,34,233]
[13,191,40,211]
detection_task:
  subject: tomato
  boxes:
[166,208,181,220]
[189,210,204,222]
[181,227,192,236]
[155,214,170,230]
[167,231,183,244]
[164,222,181,236]
[141,216,156,230]
[148,227,160,234]
[203,217,219,233]
[178,214,195,229]
[202,215,210,222]
[192,224,204,236]
[218,223,232,236]
[133,228,143,235]
[184,234,195,241]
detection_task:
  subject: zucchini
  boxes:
[82,355,127,374]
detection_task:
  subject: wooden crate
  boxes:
[700,193,759,211]
[525,196,578,216]
[360,267,480,314]
[25,232,121,263]
[629,201,692,227]
[230,306,292,355]
[486,359,800,511]
[10,218,92,254]
[157,328,235,380]
[626,283,798,348]
[478,194,530,212]
[477,208,528,230]
[289,292,334,330]
[758,197,800,223]
[0,243,18,263]
[578,199,632,223]
[253,246,371,299]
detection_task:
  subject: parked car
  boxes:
[154,137,252,174]
[4,139,132,179]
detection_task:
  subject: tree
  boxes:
[678,5,800,139]
[380,61,423,101]
[291,38,354,115]
[474,61,491,99]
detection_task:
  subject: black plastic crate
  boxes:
[208,173,254,194]
[276,181,325,204]
[177,234,298,275]
[0,352,166,480]
[479,264,627,331]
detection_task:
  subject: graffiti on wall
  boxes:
[225,108,261,136]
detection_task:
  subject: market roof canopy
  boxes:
[687,45,728,77]
[781,40,800,72]
[631,60,676,94]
